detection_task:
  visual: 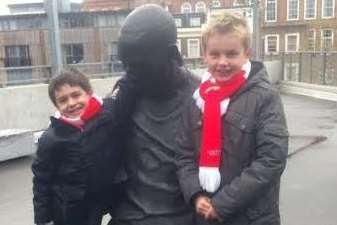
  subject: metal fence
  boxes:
[263,52,337,87]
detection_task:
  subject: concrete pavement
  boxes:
[280,94,337,225]
[0,93,336,225]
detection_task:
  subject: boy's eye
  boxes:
[226,51,240,58]
[209,51,220,58]
[71,91,81,98]
[57,97,67,104]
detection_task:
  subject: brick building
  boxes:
[261,0,337,53]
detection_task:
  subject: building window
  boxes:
[264,35,279,53]
[110,42,118,61]
[265,0,277,22]
[307,29,316,51]
[304,0,316,19]
[175,18,182,27]
[321,29,333,51]
[285,33,299,52]
[190,17,201,27]
[4,45,32,83]
[195,1,206,13]
[284,63,299,81]
[61,15,94,28]
[117,14,126,25]
[4,45,31,67]
[187,39,200,58]
[177,39,182,53]
[211,0,221,8]
[322,0,334,18]
[287,0,299,20]
[181,2,192,13]
[233,0,252,6]
[110,42,123,72]
[63,44,84,64]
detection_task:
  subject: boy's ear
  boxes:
[246,48,252,58]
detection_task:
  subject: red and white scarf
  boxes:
[55,94,103,130]
[193,61,251,192]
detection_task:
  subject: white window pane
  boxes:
[266,0,276,21]
[288,0,299,19]
[305,0,315,18]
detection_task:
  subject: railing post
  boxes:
[298,52,302,82]
[322,52,327,85]
[45,0,63,77]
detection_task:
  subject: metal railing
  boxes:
[263,51,337,87]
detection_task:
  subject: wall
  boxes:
[0,76,120,131]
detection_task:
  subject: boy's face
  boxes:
[54,84,91,118]
[204,32,250,82]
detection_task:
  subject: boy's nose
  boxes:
[218,55,229,65]
[67,98,76,107]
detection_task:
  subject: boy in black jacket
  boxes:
[32,69,138,225]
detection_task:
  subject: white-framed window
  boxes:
[233,0,252,6]
[304,0,316,19]
[181,2,192,13]
[287,0,299,20]
[195,1,206,13]
[175,18,182,28]
[265,0,277,22]
[285,33,300,52]
[307,29,316,51]
[211,0,221,8]
[321,29,334,51]
[322,0,334,18]
[190,17,201,27]
[284,63,299,81]
[177,39,182,53]
[264,34,279,54]
[187,39,200,58]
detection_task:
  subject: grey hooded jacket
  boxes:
[176,61,289,225]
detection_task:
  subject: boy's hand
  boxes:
[195,195,212,217]
[205,203,220,221]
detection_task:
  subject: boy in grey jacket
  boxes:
[176,12,288,225]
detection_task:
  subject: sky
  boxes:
[0,0,83,15]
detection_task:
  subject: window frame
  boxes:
[62,43,84,65]
[322,0,335,18]
[264,34,279,54]
[195,1,206,13]
[307,29,316,51]
[181,2,192,13]
[285,33,300,52]
[287,0,299,21]
[304,0,316,19]
[265,0,277,22]
[320,29,334,51]
[187,38,200,58]
[211,0,221,8]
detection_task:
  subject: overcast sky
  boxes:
[0,0,82,15]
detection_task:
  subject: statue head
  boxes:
[118,4,183,97]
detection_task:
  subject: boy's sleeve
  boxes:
[176,100,203,205]
[32,132,57,224]
[211,89,289,221]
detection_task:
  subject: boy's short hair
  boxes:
[48,68,92,106]
[201,12,250,51]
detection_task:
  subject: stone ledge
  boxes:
[0,129,35,162]
[280,81,337,102]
